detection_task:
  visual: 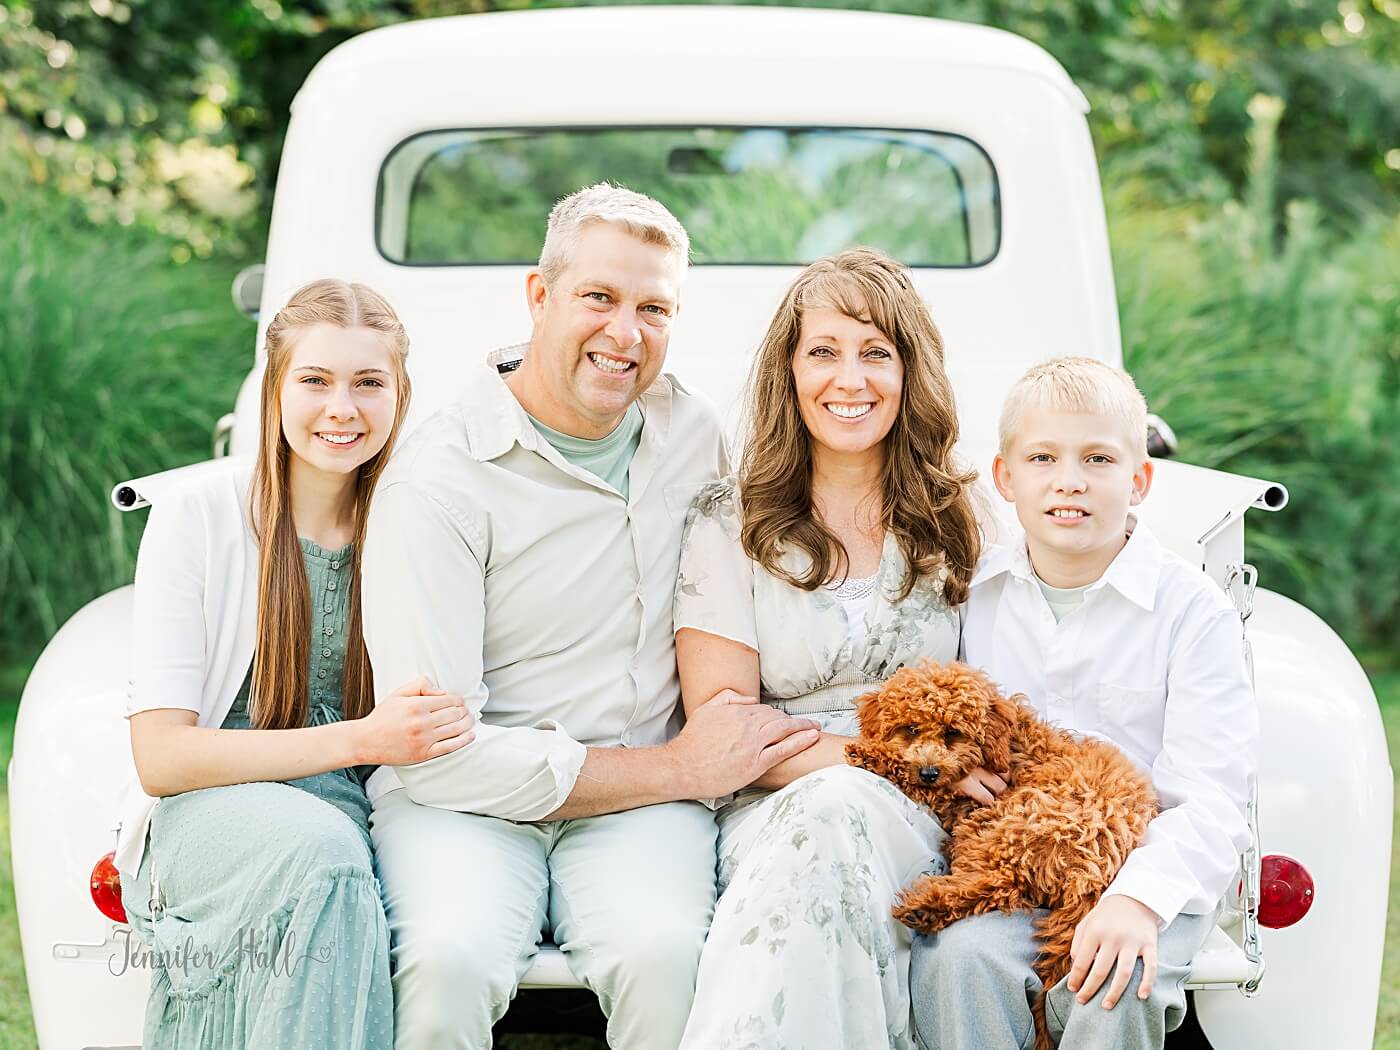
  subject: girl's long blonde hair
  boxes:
[248,279,411,730]
[739,248,980,604]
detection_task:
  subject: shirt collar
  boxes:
[970,514,1162,612]
[1089,516,1162,611]
[462,342,676,464]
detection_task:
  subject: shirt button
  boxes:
[324,626,334,636]
[330,560,340,570]
[318,670,327,679]
[322,647,332,658]
[328,581,337,591]
[324,604,333,613]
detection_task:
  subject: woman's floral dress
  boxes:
[675,479,960,1050]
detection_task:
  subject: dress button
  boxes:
[322,647,332,658]
[324,625,334,636]
[318,670,327,679]
[324,604,333,613]
[331,560,340,570]
[328,581,337,591]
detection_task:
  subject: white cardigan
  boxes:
[115,458,259,878]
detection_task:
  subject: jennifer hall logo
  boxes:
[108,927,335,979]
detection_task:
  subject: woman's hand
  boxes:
[356,676,475,766]
[954,766,1008,804]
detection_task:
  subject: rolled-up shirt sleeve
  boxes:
[361,480,588,820]
[1103,600,1258,926]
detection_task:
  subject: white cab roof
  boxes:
[296,6,1086,114]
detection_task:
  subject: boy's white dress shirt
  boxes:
[960,518,1258,927]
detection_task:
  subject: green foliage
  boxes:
[1116,112,1400,650]
[0,0,517,258]
[0,192,248,661]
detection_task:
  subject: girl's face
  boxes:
[791,304,904,461]
[279,322,399,477]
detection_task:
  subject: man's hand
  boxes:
[1066,895,1162,1010]
[668,689,820,798]
[953,767,1007,804]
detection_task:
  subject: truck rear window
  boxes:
[377,127,1000,268]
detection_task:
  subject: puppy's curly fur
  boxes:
[846,661,1157,1050]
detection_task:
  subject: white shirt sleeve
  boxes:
[361,480,588,820]
[1103,598,1258,925]
[127,490,207,717]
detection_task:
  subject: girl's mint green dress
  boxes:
[121,540,392,1050]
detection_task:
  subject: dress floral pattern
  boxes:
[675,479,960,1050]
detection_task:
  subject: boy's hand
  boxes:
[1067,895,1161,1009]
[953,767,1008,804]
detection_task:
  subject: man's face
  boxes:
[523,223,683,438]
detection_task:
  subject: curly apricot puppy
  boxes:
[846,660,1157,1050]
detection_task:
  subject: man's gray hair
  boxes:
[538,183,690,286]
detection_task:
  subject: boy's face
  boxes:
[992,409,1153,582]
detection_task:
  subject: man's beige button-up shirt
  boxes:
[361,347,728,820]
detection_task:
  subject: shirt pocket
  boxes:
[1093,682,1166,769]
[663,481,707,523]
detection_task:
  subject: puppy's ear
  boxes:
[982,693,1017,778]
[846,740,895,780]
[852,689,881,737]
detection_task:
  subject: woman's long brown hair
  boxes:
[739,248,981,604]
[248,279,411,730]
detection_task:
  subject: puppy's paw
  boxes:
[892,881,949,934]
[892,900,943,934]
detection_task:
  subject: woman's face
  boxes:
[791,304,903,462]
[279,322,399,477]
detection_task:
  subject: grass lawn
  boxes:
[1,661,1397,1048]
[1371,667,1400,1050]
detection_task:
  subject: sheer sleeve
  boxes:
[673,478,758,652]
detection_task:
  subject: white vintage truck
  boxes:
[8,7,1390,1049]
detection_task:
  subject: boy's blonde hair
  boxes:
[998,356,1149,462]
[538,182,690,286]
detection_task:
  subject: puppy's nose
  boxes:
[919,766,940,784]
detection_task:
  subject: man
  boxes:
[361,183,820,1049]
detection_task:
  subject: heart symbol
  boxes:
[317,942,335,962]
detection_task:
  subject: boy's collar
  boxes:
[972,515,1163,612]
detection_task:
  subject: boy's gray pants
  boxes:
[910,905,1218,1050]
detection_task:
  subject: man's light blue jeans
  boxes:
[370,788,718,1050]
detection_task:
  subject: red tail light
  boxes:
[1257,854,1314,928]
[90,851,127,924]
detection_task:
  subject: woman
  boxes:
[676,249,987,1049]
[116,279,474,1050]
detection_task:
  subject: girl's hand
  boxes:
[954,767,1008,804]
[357,676,475,765]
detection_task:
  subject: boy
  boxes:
[910,357,1258,1049]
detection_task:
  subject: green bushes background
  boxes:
[0,0,1397,665]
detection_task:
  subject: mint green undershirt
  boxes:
[528,403,644,499]
[1034,572,1092,623]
